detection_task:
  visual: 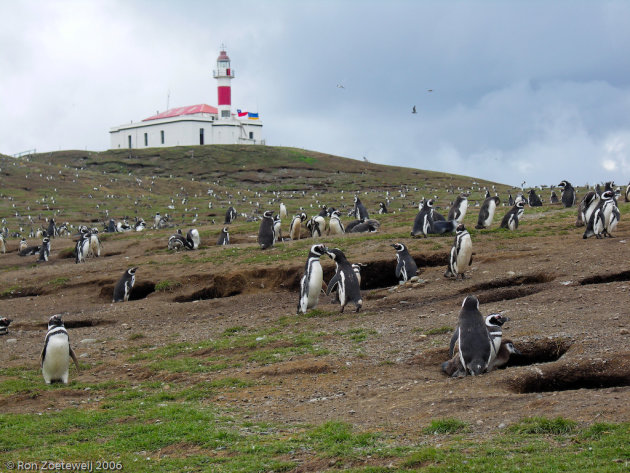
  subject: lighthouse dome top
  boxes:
[217,50,230,62]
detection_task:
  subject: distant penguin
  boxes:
[444,224,473,279]
[500,201,525,230]
[37,237,51,262]
[448,295,495,376]
[325,248,363,313]
[549,191,560,204]
[47,218,57,238]
[475,196,500,229]
[186,228,200,249]
[41,315,80,384]
[168,232,192,250]
[378,202,388,214]
[75,234,90,264]
[527,189,543,207]
[353,196,369,220]
[0,317,12,335]
[392,243,418,283]
[224,206,237,224]
[328,210,345,235]
[258,210,276,249]
[153,212,161,229]
[289,213,305,240]
[600,190,620,237]
[582,193,604,239]
[558,180,576,208]
[273,214,282,242]
[113,267,137,303]
[106,219,116,233]
[0,234,5,254]
[507,193,514,206]
[350,219,380,233]
[279,202,287,219]
[318,205,329,218]
[447,194,468,224]
[217,226,230,245]
[297,244,328,314]
[411,199,433,238]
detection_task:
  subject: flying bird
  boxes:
[412,105,417,114]
[336,84,345,89]
[427,89,433,92]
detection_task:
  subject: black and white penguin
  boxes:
[353,196,369,220]
[328,210,345,235]
[600,190,620,237]
[217,226,230,245]
[378,202,388,214]
[325,248,363,313]
[507,193,514,206]
[289,212,306,240]
[186,228,200,249]
[307,215,326,238]
[352,263,365,287]
[582,193,604,239]
[75,233,90,264]
[488,340,521,371]
[527,189,543,207]
[411,199,434,238]
[41,315,80,384]
[0,317,12,335]
[449,295,495,376]
[558,180,576,208]
[37,236,51,262]
[273,214,282,242]
[224,206,237,224]
[317,205,328,218]
[88,229,101,257]
[350,219,380,233]
[106,219,116,233]
[500,201,525,230]
[279,202,287,219]
[447,194,468,224]
[549,191,560,205]
[345,219,363,233]
[19,237,28,253]
[168,232,191,251]
[485,313,509,357]
[258,210,276,249]
[475,196,500,229]
[297,244,328,314]
[392,243,418,283]
[47,218,57,238]
[113,267,137,302]
[444,224,473,279]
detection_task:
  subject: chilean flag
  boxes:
[237,109,248,117]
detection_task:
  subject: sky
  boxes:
[1,0,629,187]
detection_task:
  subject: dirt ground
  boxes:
[1,216,629,438]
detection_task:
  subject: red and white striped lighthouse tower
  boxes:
[213,46,234,120]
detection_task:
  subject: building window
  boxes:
[160,130,165,144]
[221,110,230,118]
[144,133,148,147]
[199,128,205,145]
[249,132,254,139]
[128,135,132,148]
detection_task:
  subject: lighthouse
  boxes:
[213,47,234,120]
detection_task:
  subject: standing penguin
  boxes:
[411,199,434,238]
[527,189,543,207]
[41,315,80,384]
[500,201,525,230]
[353,196,369,220]
[328,210,345,235]
[600,190,620,237]
[378,202,388,214]
[447,194,468,224]
[297,244,328,314]
[75,233,90,264]
[507,193,514,206]
[448,295,495,376]
[224,206,237,224]
[186,228,200,249]
[257,210,276,249]
[444,224,473,279]
[325,248,363,313]
[113,267,137,302]
[0,317,12,335]
[582,193,604,239]
[558,180,576,208]
[217,226,230,245]
[475,196,500,229]
[289,213,305,240]
[47,218,57,238]
[392,243,418,283]
[37,237,51,262]
[549,191,560,204]
[273,214,282,242]
[19,237,28,253]
[279,202,287,219]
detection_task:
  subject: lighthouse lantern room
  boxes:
[109,47,262,149]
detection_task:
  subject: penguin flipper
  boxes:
[394,262,402,279]
[40,346,46,368]
[326,273,340,296]
[449,327,459,358]
[69,346,81,371]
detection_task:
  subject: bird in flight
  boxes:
[337,84,345,89]
[412,105,417,114]
[427,89,433,92]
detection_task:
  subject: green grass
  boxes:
[154,279,182,292]
[509,416,578,435]
[423,418,469,435]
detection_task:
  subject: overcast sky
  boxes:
[2,0,629,187]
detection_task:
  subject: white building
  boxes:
[109,49,263,149]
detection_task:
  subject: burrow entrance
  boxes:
[98,281,156,301]
[580,270,630,285]
[14,318,116,331]
[465,272,555,303]
[503,338,572,367]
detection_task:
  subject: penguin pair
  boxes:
[378,202,388,214]
[297,244,328,314]
[348,219,380,233]
[307,215,326,238]
[41,315,80,384]
[392,243,418,283]
[113,267,137,302]
[500,201,525,230]
[168,228,200,250]
[475,196,500,229]
[444,224,472,279]
[325,248,363,313]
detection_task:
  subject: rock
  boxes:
[80,338,97,344]
[6,338,17,344]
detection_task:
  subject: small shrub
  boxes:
[509,416,577,435]
[423,418,468,435]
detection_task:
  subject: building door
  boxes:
[200,128,205,145]
[128,135,132,148]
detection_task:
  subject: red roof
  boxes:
[143,104,218,121]
[217,50,230,62]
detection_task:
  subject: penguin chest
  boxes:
[456,237,472,270]
[43,337,70,380]
[483,201,496,226]
[306,262,323,307]
[457,202,468,223]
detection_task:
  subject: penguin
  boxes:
[217,226,230,245]
[0,317,12,335]
[279,202,287,219]
[345,219,363,233]
[19,237,28,253]
[351,263,365,287]
[289,213,304,240]
[0,234,5,254]
[350,219,380,233]
[153,212,161,229]
[325,248,363,313]
[444,224,473,279]
[485,313,509,357]
[600,190,620,237]
[500,201,525,230]
[625,182,630,203]
[507,193,514,206]
[135,219,146,231]
[224,206,237,224]
[106,218,116,233]
[447,194,468,224]
[168,232,191,251]
[549,191,560,205]
[353,196,369,220]
[88,230,101,257]
[576,191,595,227]
[186,228,200,249]
[448,295,495,376]
[411,199,433,238]
[47,218,57,238]
[75,233,90,264]
[475,196,500,229]
[582,193,604,239]
[527,189,543,207]
[392,243,418,283]
[273,214,282,242]
[37,236,50,262]
[430,220,458,235]
[297,244,328,314]
[257,210,275,249]
[113,267,137,302]
[378,202,388,214]
[318,205,329,218]
[488,340,521,371]
[306,215,325,237]
[41,314,80,384]
[328,210,345,235]
[558,180,576,208]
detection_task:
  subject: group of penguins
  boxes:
[1,180,628,384]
